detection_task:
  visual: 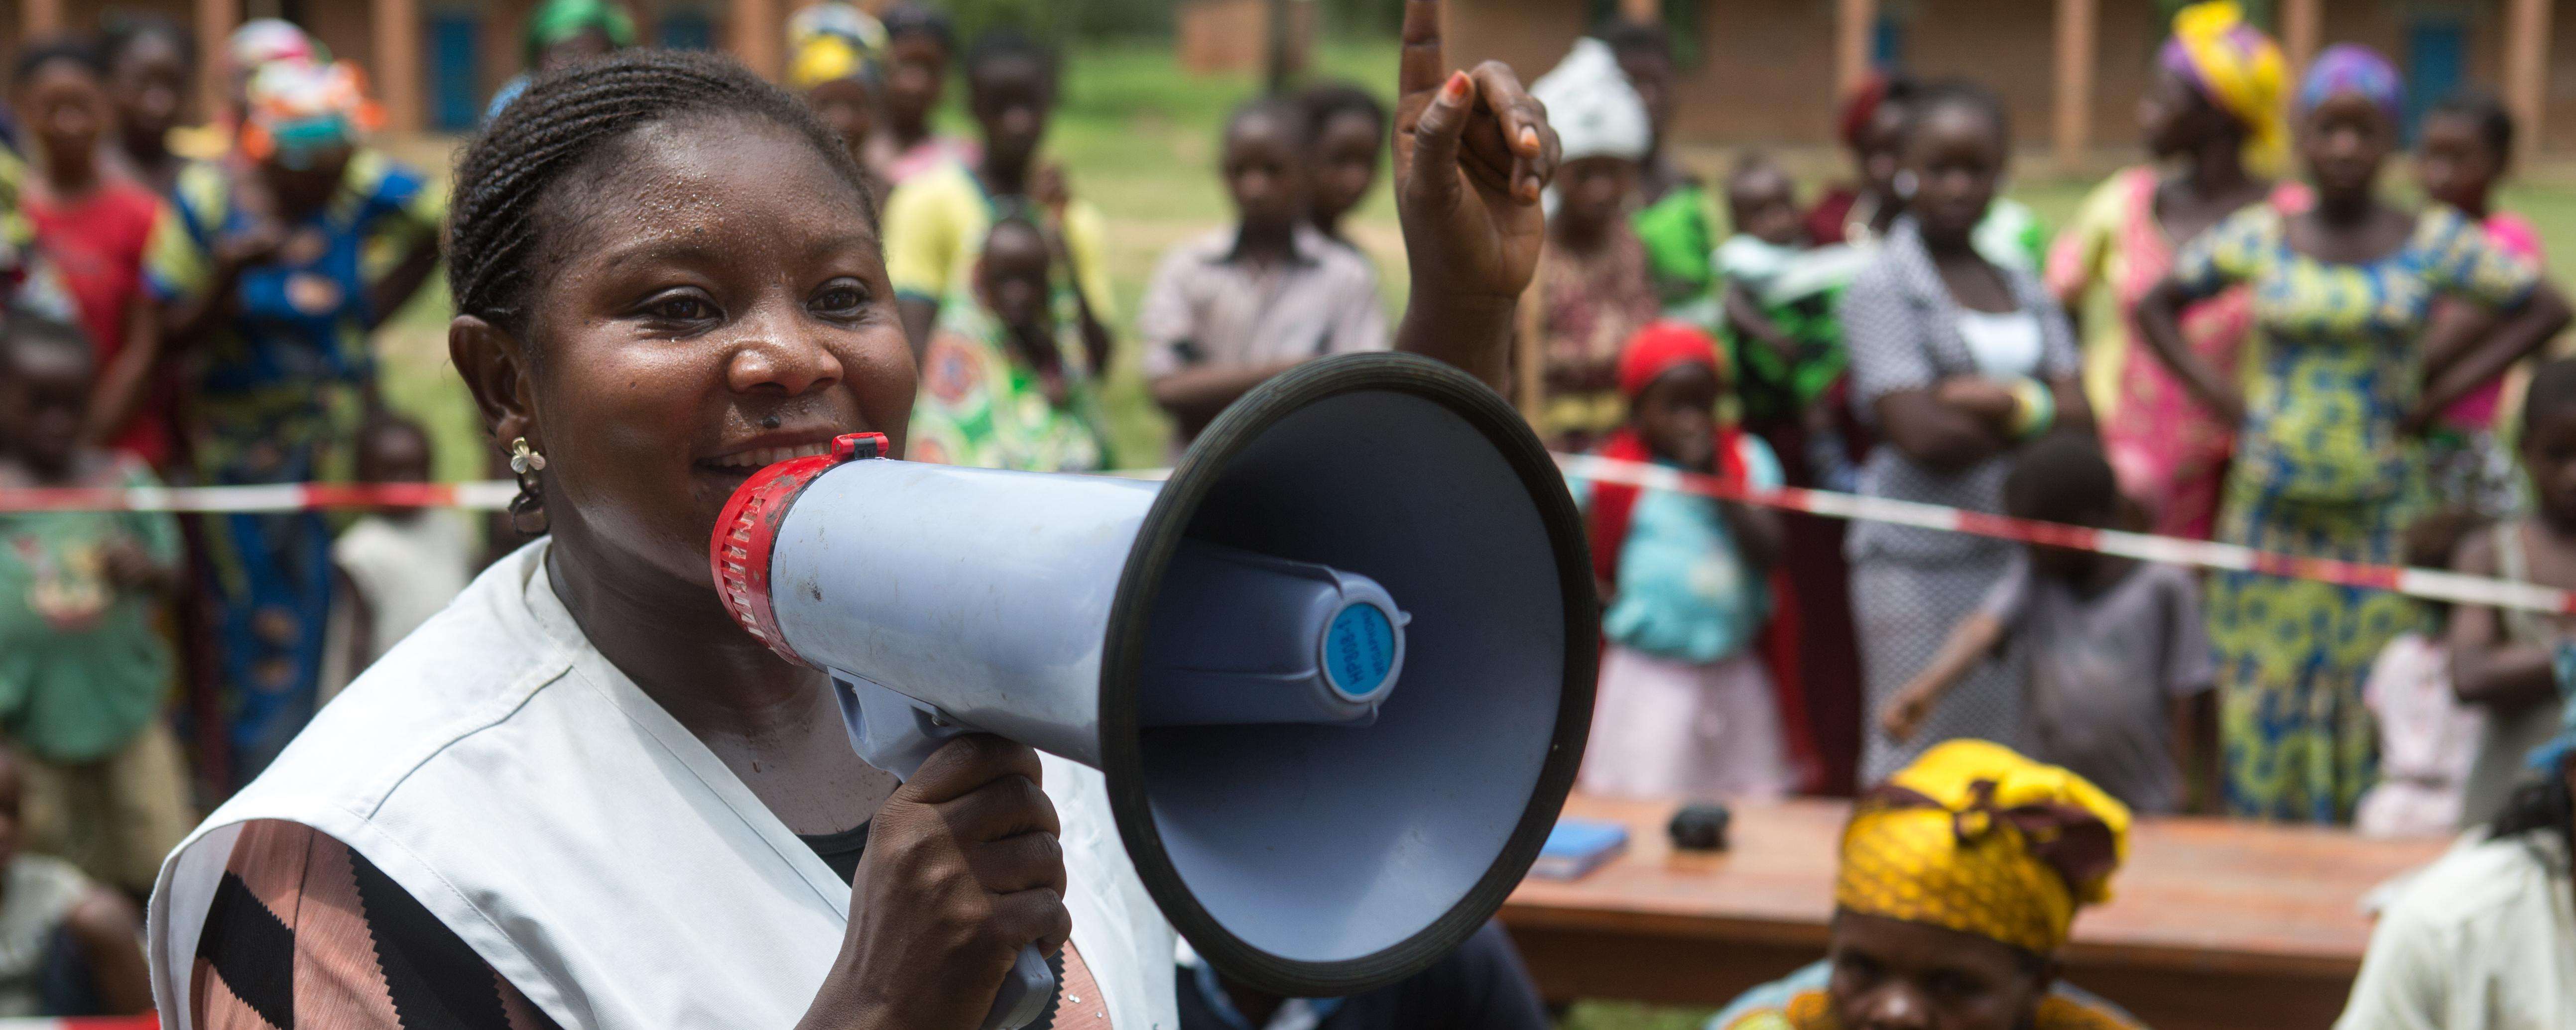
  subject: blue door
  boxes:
[430,10,481,132]
[660,8,714,50]
[2406,15,2465,141]
[1873,12,1906,70]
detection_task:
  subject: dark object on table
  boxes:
[1668,802,1732,851]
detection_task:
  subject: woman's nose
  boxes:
[1852,985,1934,1030]
[726,311,845,397]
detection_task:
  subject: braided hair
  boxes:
[446,49,874,349]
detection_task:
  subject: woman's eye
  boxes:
[645,294,716,322]
[812,284,868,316]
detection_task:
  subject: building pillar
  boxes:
[196,0,238,125]
[1618,0,1659,24]
[730,0,780,81]
[1836,0,1877,96]
[2281,0,2321,73]
[2505,0,2552,154]
[371,0,421,133]
[23,0,62,39]
[2054,0,2096,169]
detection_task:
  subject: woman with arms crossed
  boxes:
[2134,46,2570,823]
[145,4,1559,1026]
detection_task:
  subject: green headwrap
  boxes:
[524,0,637,67]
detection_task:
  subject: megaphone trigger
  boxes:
[830,673,968,782]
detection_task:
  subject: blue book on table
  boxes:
[1530,818,1628,880]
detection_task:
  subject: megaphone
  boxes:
[710,353,1597,1027]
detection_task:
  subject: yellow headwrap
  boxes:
[788,2,886,90]
[1835,741,2132,956]
[2162,1,2289,175]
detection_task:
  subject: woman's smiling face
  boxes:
[490,113,916,589]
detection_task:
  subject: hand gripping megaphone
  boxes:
[709,353,1597,1028]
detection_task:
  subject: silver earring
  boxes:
[507,437,548,534]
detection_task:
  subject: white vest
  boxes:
[147,542,1176,1029]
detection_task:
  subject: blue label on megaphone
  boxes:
[1326,602,1397,700]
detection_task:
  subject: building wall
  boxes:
[1447,0,2576,153]
[1686,0,1839,142]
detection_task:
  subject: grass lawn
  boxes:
[361,42,2576,1026]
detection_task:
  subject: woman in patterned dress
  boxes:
[1839,82,2091,784]
[144,59,443,783]
[2046,1,2291,541]
[2136,46,2571,823]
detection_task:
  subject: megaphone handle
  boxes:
[830,677,1061,1029]
[981,945,1056,1030]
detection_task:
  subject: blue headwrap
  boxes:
[2296,43,2404,124]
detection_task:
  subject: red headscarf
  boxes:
[1585,322,1821,788]
[1616,320,1727,401]
[1839,73,1893,151]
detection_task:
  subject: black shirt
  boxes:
[1174,922,1551,1030]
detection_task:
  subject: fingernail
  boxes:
[1443,72,1470,102]
[1519,126,1539,151]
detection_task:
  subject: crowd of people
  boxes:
[0,0,2559,1024]
[1548,2,2576,841]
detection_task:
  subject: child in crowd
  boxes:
[1880,432,2213,814]
[1521,37,1660,449]
[0,745,151,1015]
[1141,96,1387,448]
[874,1,972,185]
[910,217,1112,472]
[1297,82,1387,250]
[2446,358,2576,829]
[884,27,1113,362]
[2352,509,2489,838]
[1716,153,1870,493]
[0,316,193,898]
[786,1,891,203]
[1577,322,1792,800]
[1600,19,1719,324]
[327,415,475,687]
[13,38,171,466]
[2417,90,2548,517]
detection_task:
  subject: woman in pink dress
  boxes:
[2046,2,2290,539]
[2416,90,2549,516]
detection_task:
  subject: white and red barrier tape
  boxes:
[5,457,2571,615]
[1553,453,2576,617]
[0,480,517,513]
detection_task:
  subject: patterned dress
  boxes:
[2046,168,2299,540]
[2171,204,2541,823]
[905,295,1111,473]
[1839,218,2083,784]
[1707,960,2143,1030]
[1529,226,1660,446]
[143,149,444,783]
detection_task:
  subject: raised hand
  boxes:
[1390,0,1559,390]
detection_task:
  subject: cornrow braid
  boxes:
[446,48,874,345]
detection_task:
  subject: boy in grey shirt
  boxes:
[1880,432,2216,813]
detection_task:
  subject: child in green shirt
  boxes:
[0,315,190,896]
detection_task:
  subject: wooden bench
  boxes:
[1503,795,2450,1030]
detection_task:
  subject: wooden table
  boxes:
[1502,795,2450,1030]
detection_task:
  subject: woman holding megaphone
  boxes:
[144,2,1558,1028]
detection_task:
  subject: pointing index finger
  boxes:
[1398,0,1446,107]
